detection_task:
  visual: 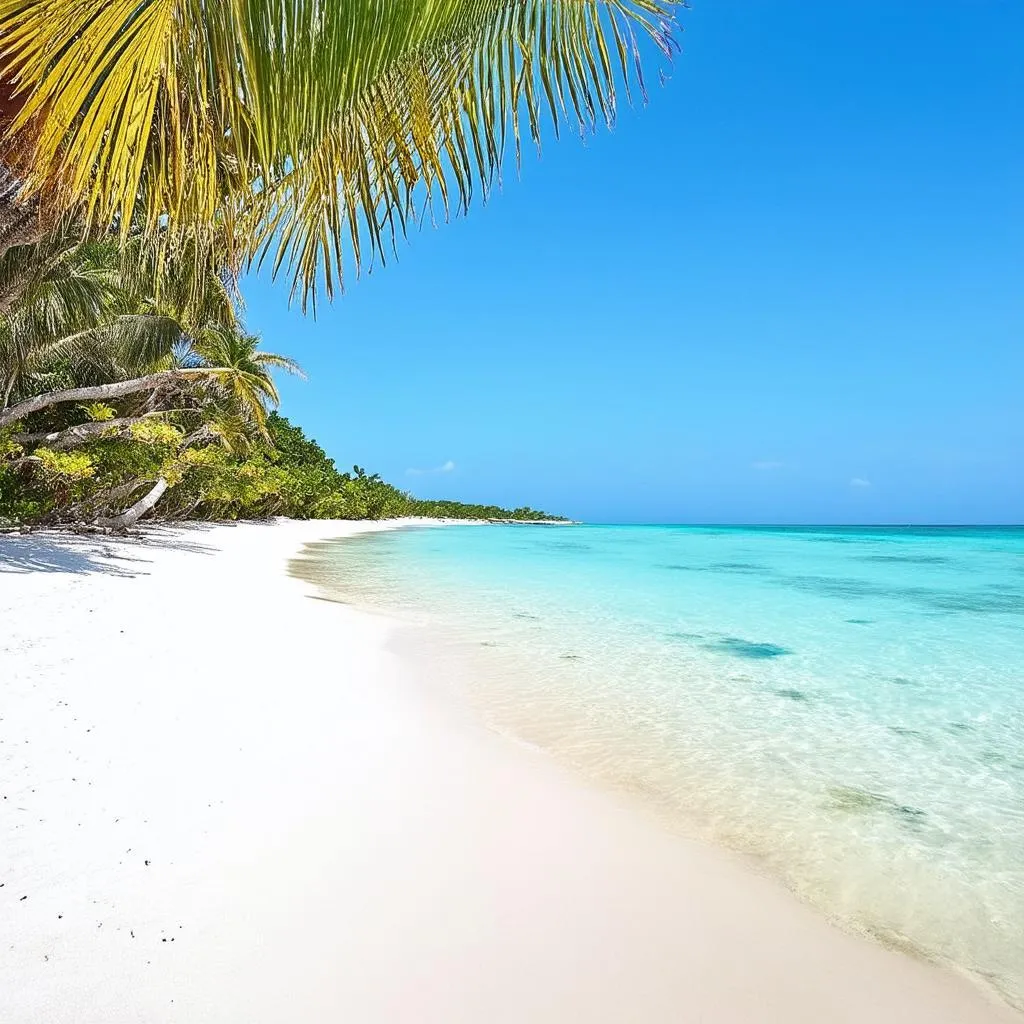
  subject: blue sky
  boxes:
[242,1,1023,524]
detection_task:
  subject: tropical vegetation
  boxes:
[0,0,674,528]
[0,237,562,526]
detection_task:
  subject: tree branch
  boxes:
[95,476,169,530]
[0,369,205,428]
[12,415,156,450]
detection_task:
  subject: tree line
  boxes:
[0,236,562,525]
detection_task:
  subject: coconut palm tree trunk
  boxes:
[0,165,43,259]
[96,476,168,530]
[12,416,152,450]
[0,259,34,316]
[0,370,189,428]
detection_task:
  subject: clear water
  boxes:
[299,525,1024,1006]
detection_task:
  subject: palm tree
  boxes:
[0,234,302,442]
[0,236,121,406]
[0,0,678,306]
[189,328,304,437]
[91,330,303,530]
[3,293,302,527]
[0,234,240,430]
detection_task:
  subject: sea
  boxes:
[297,524,1024,1007]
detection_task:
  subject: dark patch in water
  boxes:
[512,611,541,621]
[666,561,771,576]
[788,574,878,599]
[559,653,582,661]
[893,804,927,826]
[857,554,949,565]
[766,571,1024,616]
[888,726,923,739]
[924,590,1024,614]
[847,618,873,625]
[947,721,972,732]
[827,787,928,828]
[666,630,704,642]
[985,753,1024,773]
[774,688,810,702]
[889,676,917,686]
[711,637,791,659]
[480,640,501,648]
[828,786,889,812]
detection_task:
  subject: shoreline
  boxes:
[2,518,1019,1023]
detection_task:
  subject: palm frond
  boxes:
[0,0,680,306]
[252,350,306,379]
[185,325,298,436]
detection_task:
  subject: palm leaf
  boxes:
[0,0,680,306]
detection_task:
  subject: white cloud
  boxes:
[406,460,456,476]
[752,460,784,471]
[849,477,871,488]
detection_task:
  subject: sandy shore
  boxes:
[1,519,1018,1023]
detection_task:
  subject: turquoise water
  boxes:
[301,525,1024,1006]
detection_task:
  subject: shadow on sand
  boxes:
[0,522,233,576]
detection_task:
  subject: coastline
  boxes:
[1,519,1019,1023]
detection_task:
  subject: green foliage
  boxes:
[81,402,116,422]
[267,412,336,473]
[0,428,22,460]
[256,414,564,522]
[402,500,560,521]
[0,244,561,527]
[0,233,312,526]
[0,409,565,527]
[128,419,182,450]
[0,469,45,523]
[35,448,95,481]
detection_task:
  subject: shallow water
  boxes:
[300,524,1024,1006]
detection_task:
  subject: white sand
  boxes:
[1,519,1019,1024]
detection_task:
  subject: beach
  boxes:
[1,519,1020,1024]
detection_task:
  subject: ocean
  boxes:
[298,524,1024,1006]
